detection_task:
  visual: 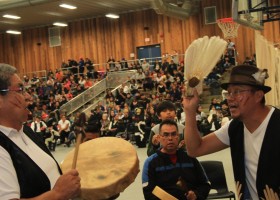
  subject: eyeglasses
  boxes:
[0,86,26,95]
[224,89,254,99]
[160,132,179,139]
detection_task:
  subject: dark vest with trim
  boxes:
[228,108,280,199]
[0,125,62,198]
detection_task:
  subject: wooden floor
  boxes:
[53,141,236,200]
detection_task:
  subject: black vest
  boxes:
[0,125,62,198]
[228,108,280,199]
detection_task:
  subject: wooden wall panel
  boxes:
[0,0,279,75]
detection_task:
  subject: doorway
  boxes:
[137,44,161,62]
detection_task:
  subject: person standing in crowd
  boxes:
[141,58,150,73]
[183,65,280,199]
[78,57,85,75]
[142,119,210,200]
[0,63,80,199]
[107,56,116,71]
[85,57,93,78]
[153,59,162,73]
[147,101,185,156]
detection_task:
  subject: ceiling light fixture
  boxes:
[53,22,68,27]
[105,14,119,19]
[3,14,21,19]
[6,30,21,34]
[59,4,77,9]
[169,3,178,6]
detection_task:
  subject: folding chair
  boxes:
[200,161,236,200]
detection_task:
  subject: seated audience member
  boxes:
[134,68,145,81]
[78,75,86,88]
[100,113,110,136]
[138,93,150,109]
[150,94,160,106]
[108,109,116,122]
[32,105,42,118]
[142,120,210,200]
[45,125,60,151]
[86,108,102,133]
[153,59,162,73]
[129,79,139,95]
[157,81,166,95]
[208,97,221,111]
[30,115,47,140]
[143,74,154,91]
[115,88,126,108]
[105,89,115,102]
[209,114,221,132]
[107,114,120,137]
[120,82,130,94]
[221,110,231,127]
[169,83,182,102]
[147,101,185,156]
[98,101,105,112]
[45,111,58,128]
[67,112,87,146]
[84,76,93,89]
[133,107,147,147]
[57,114,71,145]
[145,106,160,130]
[220,101,230,114]
[196,105,207,123]
[60,95,68,106]
[125,93,133,107]
[120,108,132,128]
[130,98,141,113]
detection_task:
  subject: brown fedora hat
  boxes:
[221,65,271,93]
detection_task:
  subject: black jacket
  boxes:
[0,125,62,198]
[142,149,210,200]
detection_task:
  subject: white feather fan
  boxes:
[184,36,227,95]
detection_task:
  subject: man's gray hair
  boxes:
[0,63,17,90]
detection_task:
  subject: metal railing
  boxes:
[59,70,136,116]
[19,70,47,79]
[59,79,106,116]
[106,70,136,88]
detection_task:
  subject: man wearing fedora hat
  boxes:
[182,65,280,200]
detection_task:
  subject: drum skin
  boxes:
[61,137,140,200]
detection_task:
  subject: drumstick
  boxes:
[72,133,82,169]
[152,186,178,200]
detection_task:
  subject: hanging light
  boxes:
[3,14,21,19]
[53,22,68,27]
[6,30,21,34]
[59,4,77,9]
[105,14,119,19]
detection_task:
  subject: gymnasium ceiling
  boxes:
[0,0,199,33]
[0,0,156,33]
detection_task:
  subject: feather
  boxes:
[184,36,227,94]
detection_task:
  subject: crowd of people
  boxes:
[1,42,280,199]
[19,47,238,153]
